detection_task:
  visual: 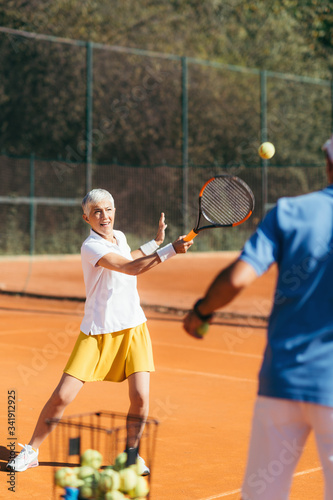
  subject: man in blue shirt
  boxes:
[183,136,333,500]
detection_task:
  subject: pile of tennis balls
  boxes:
[54,449,150,500]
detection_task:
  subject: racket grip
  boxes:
[183,229,198,242]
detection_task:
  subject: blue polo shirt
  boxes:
[240,185,333,407]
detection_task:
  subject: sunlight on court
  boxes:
[0,255,324,499]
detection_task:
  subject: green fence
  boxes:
[0,27,332,255]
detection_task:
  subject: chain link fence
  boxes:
[0,26,332,258]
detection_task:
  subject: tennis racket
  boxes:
[183,174,255,242]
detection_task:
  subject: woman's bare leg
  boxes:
[29,373,84,449]
[126,371,150,449]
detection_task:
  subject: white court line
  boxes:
[158,366,256,383]
[294,466,322,477]
[198,488,241,499]
[154,340,262,359]
[1,347,256,381]
[197,467,322,500]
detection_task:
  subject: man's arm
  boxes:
[183,258,258,338]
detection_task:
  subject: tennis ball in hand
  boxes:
[196,322,209,337]
[258,142,275,159]
[80,449,103,469]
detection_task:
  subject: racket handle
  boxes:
[183,229,198,242]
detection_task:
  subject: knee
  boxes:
[51,387,74,408]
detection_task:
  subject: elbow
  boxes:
[124,264,146,276]
[125,267,140,276]
[228,260,257,290]
[229,274,246,291]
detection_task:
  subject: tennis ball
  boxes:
[258,142,275,159]
[66,475,84,489]
[129,458,146,476]
[80,449,103,469]
[79,483,95,499]
[105,491,126,500]
[114,451,128,471]
[54,467,76,487]
[128,475,149,498]
[119,467,138,492]
[196,322,209,337]
[78,466,97,480]
[99,469,121,492]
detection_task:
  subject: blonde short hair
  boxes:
[82,189,115,216]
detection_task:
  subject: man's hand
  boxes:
[183,309,208,339]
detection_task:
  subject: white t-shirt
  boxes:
[80,229,147,335]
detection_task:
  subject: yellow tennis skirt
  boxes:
[63,322,155,383]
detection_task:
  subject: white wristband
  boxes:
[140,239,159,255]
[156,243,176,262]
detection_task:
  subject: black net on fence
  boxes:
[0,154,327,257]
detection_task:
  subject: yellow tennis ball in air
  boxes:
[258,142,275,159]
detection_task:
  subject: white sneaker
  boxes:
[7,443,39,472]
[137,455,150,475]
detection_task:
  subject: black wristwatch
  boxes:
[193,299,214,322]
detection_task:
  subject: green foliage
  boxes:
[34,206,86,254]
[1,2,332,164]
[1,1,332,76]
[0,205,30,255]
[0,1,331,257]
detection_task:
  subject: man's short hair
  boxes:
[82,189,115,216]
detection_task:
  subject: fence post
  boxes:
[29,153,35,255]
[181,56,189,235]
[260,70,268,218]
[86,41,93,193]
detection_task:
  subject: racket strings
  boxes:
[201,177,254,225]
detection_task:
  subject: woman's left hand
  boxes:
[155,212,167,245]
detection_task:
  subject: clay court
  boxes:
[0,252,323,499]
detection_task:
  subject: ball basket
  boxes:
[46,411,159,500]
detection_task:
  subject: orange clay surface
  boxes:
[0,252,323,500]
